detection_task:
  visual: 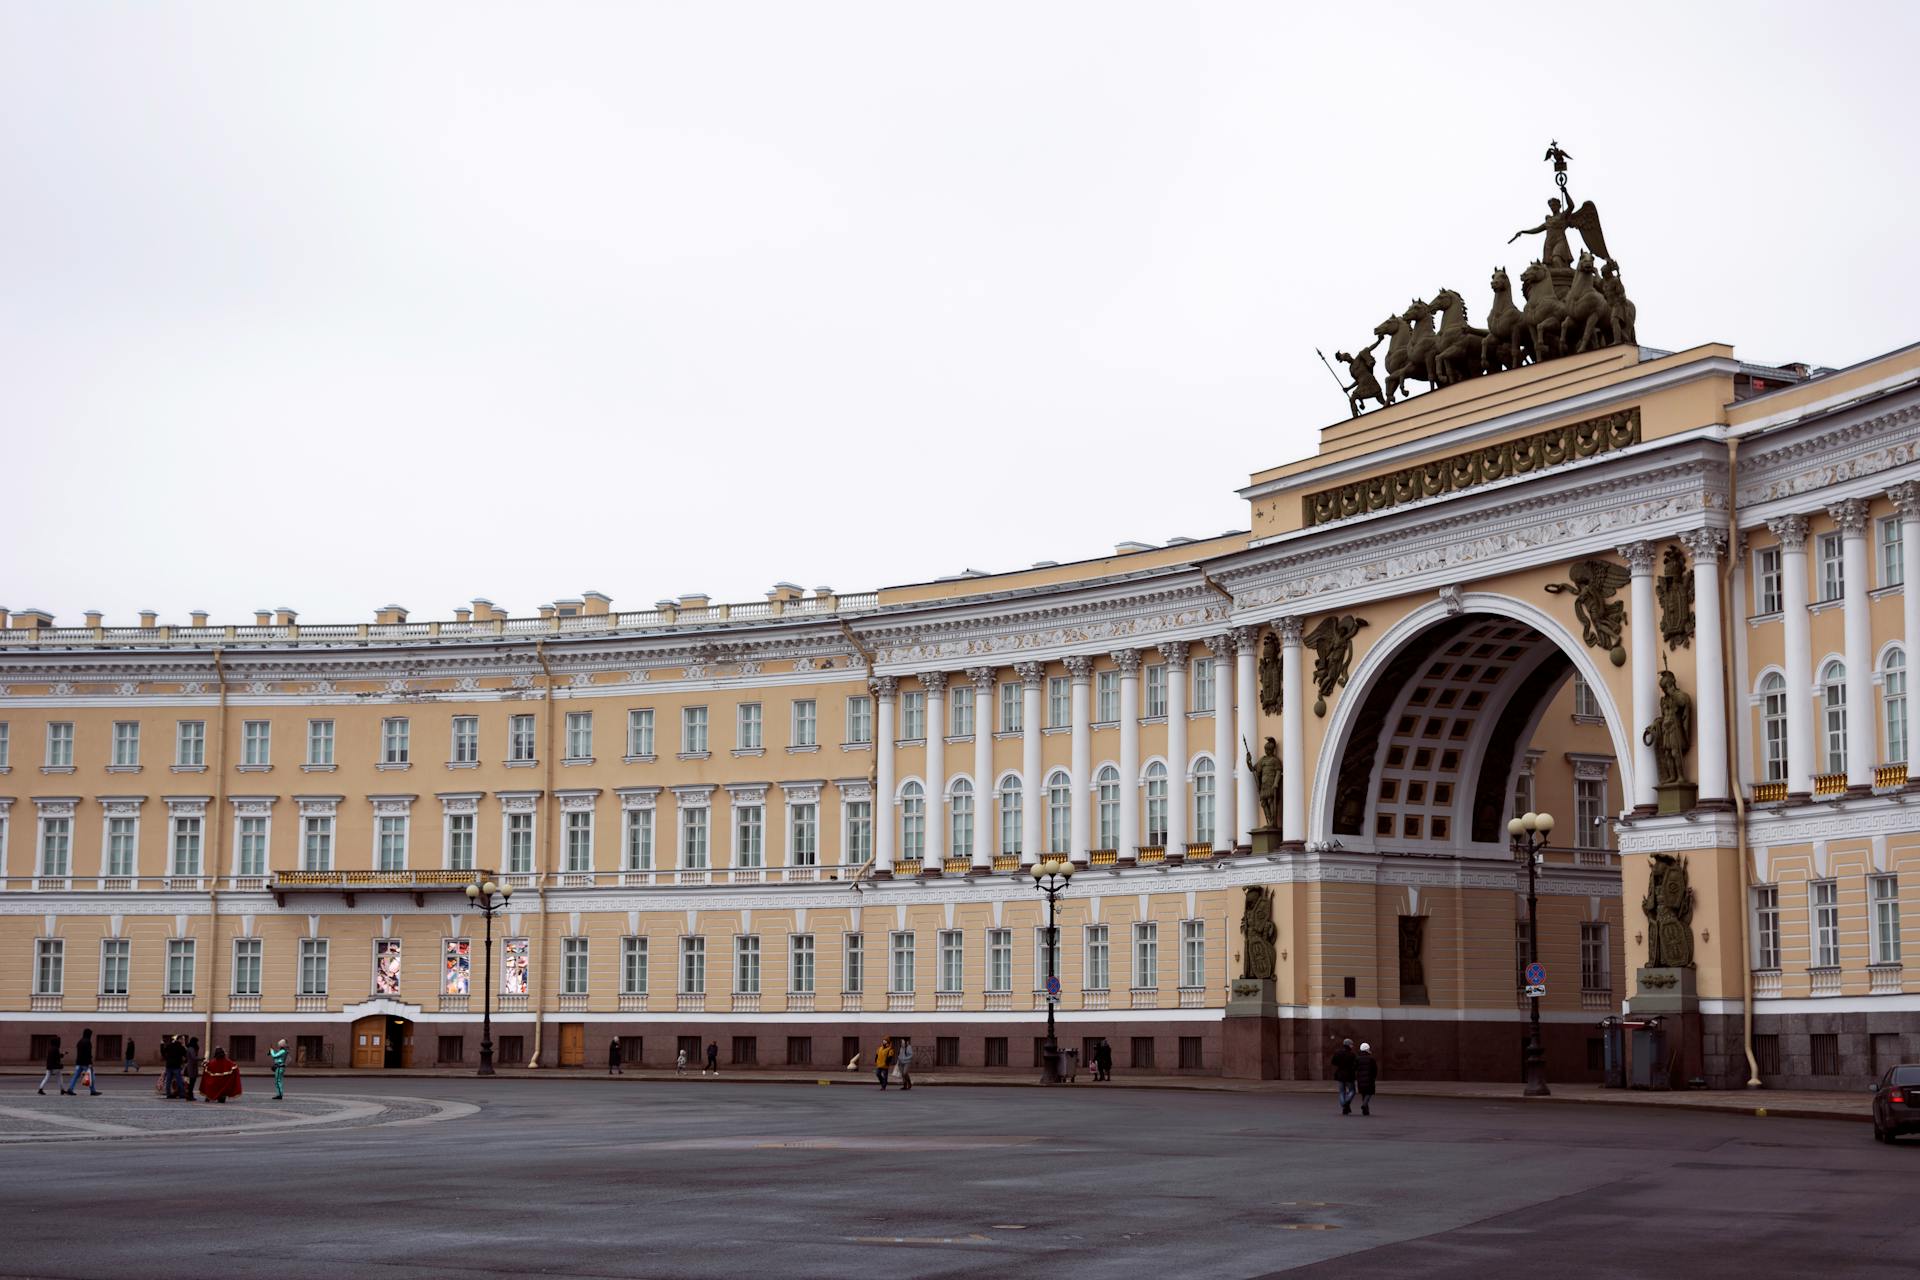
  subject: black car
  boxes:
[1871,1064,1920,1142]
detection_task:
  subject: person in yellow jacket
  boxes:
[873,1037,895,1090]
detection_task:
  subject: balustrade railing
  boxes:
[1809,966,1843,997]
[1869,964,1904,995]
[1177,986,1205,1008]
[1130,987,1158,1009]
[1753,969,1782,997]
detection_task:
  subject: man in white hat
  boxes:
[1355,1041,1379,1116]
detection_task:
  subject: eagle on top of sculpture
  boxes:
[1330,144,1639,418]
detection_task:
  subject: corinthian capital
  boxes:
[1109,648,1142,675]
[1064,654,1094,682]
[966,666,997,692]
[1766,513,1810,551]
[1205,632,1236,659]
[1014,661,1046,688]
[1276,616,1304,645]
[1827,497,1870,537]
[918,671,949,695]
[868,675,899,699]
[1888,481,1920,521]
[1677,527,1728,565]
[1616,541,1657,574]
[1157,641,1191,671]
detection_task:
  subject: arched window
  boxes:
[950,778,975,859]
[1095,765,1120,849]
[1760,672,1788,782]
[1145,761,1169,846]
[1822,660,1848,776]
[1885,649,1908,766]
[1192,758,1216,845]
[900,781,925,861]
[998,777,1023,858]
[1046,770,1072,855]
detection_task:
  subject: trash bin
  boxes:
[1629,1022,1666,1089]
[1601,1018,1626,1089]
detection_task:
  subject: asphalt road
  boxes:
[2,1078,1913,1279]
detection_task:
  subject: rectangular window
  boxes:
[791,700,816,748]
[737,702,762,750]
[790,933,815,994]
[167,938,196,996]
[790,802,818,865]
[242,720,270,766]
[112,720,141,767]
[900,692,925,741]
[1193,657,1215,713]
[452,716,479,764]
[1180,919,1206,988]
[952,686,974,738]
[988,928,1012,992]
[1872,874,1902,966]
[302,816,333,871]
[100,938,130,997]
[1034,926,1061,988]
[1096,670,1119,723]
[681,806,709,869]
[1753,884,1781,970]
[622,936,648,994]
[565,810,593,873]
[1812,1033,1840,1075]
[846,696,873,744]
[307,719,334,766]
[46,722,74,768]
[1574,777,1607,850]
[1811,880,1840,968]
[1131,1037,1156,1070]
[1085,924,1110,991]
[177,720,205,767]
[627,708,654,758]
[563,937,590,995]
[1048,677,1069,728]
[447,812,476,870]
[443,938,471,995]
[680,936,706,994]
[1000,786,1022,857]
[506,812,534,873]
[1754,1033,1781,1075]
[938,930,963,992]
[107,816,138,876]
[1145,663,1168,718]
[565,711,593,760]
[985,1037,1009,1067]
[1881,516,1906,588]
[0,721,9,769]
[34,939,63,996]
[237,816,269,876]
[1179,1037,1203,1069]
[1579,922,1609,991]
[846,800,873,864]
[736,804,764,867]
[624,808,654,870]
[377,815,407,871]
[1818,531,1845,602]
[889,931,915,993]
[1572,675,1602,719]
[844,933,864,994]
[1755,545,1782,614]
[170,816,202,875]
[299,938,329,996]
[382,717,410,765]
[682,706,708,755]
[1000,681,1022,733]
[1890,658,1910,767]
[233,937,263,996]
[510,714,537,762]
[39,816,72,876]
[735,935,761,994]
[1134,921,1158,989]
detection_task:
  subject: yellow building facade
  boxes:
[4,338,1917,1088]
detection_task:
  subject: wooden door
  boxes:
[351,1016,385,1069]
[560,1023,586,1067]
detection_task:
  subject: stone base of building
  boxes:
[1700,1008,1920,1091]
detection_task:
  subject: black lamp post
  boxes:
[464,875,514,1076]
[1507,811,1554,1098]
[1029,856,1075,1084]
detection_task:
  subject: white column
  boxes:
[920,671,947,871]
[1619,541,1659,811]
[968,667,996,869]
[871,676,897,875]
[1680,528,1730,805]
[1892,483,1920,779]
[1161,643,1190,861]
[1234,625,1260,847]
[1016,661,1044,865]
[1769,514,1814,799]
[1832,499,1875,792]
[1208,634,1236,853]
[1114,649,1141,862]
[1279,616,1307,843]
[1067,655,1093,865]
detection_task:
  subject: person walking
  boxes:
[123,1038,137,1074]
[1355,1042,1379,1116]
[896,1040,915,1091]
[37,1037,63,1095]
[1094,1038,1113,1082]
[704,1041,719,1075]
[184,1036,202,1102]
[199,1046,242,1103]
[675,1047,688,1075]
[269,1039,289,1101]
[873,1037,894,1089]
[64,1028,102,1096]
[608,1037,623,1075]
[1332,1038,1358,1115]
[160,1035,186,1099]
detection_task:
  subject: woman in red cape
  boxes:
[199,1047,243,1102]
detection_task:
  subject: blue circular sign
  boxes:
[1524,962,1546,985]
[1045,974,1062,997]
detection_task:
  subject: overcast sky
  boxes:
[5,1,1916,625]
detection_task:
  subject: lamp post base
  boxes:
[1523,1042,1550,1096]
[478,1041,495,1077]
[1040,1043,1062,1085]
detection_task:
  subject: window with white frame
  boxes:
[509,714,537,762]
[1134,921,1158,989]
[1574,776,1607,850]
[938,930,963,992]
[737,702,762,750]
[302,815,333,872]
[618,805,653,869]
[846,696,873,745]
[565,711,592,760]
[39,814,71,876]
[846,800,872,863]
[34,938,63,996]
[1145,663,1168,718]
[1872,874,1902,966]
[791,700,816,748]
[735,803,764,868]
[681,707,708,755]
[0,720,10,769]
[1192,758,1216,844]
[166,938,196,996]
[1180,919,1205,988]
[1578,922,1609,991]
[1046,771,1071,855]
[1047,677,1070,728]
[1811,880,1840,968]
[999,778,1023,857]
[1085,924,1110,991]
[1761,673,1788,781]
[113,720,141,767]
[843,933,864,993]
[1000,681,1022,732]
[237,815,269,876]
[988,928,1012,992]
[889,931,915,993]
[563,938,591,994]
[622,936,648,994]
[1754,545,1782,614]
[789,933,815,993]
[242,720,270,766]
[170,815,202,875]
[447,812,475,870]
[1193,657,1215,712]
[900,691,925,741]
[381,717,410,765]
[107,815,137,876]
[46,721,74,768]
[377,815,407,871]
[681,805,709,869]
[1033,926,1060,989]
[1885,648,1908,765]
[1818,531,1844,602]
[1753,884,1780,970]
[1096,764,1120,848]
[565,809,593,873]
[451,716,478,764]
[949,780,974,859]
[1881,516,1905,588]
[789,801,817,866]
[307,719,334,766]
[626,708,654,758]
[299,938,329,995]
[680,936,706,994]
[735,935,761,994]
[100,938,130,997]
[506,811,534,873]
[1096,670,1119,723]
[177,720,205,767]
[952,685,975,737]
[1822,660,1848,775]
[1572,675,1602,720]
[900,781,925,862]
[1145,762,1169,845]
[233,937,263,996]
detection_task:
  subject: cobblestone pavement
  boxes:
[0,1087,472,1142]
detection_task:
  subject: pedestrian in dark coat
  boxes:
[124,1038,137,1073]
[1355,1042,1379,1116]
[1332,1038,1358,1115]
[65,1028,102,1095]
[1094,1039,1114,1082]
[704,1041,719,1075]
[160,1035,186,1099]
[608,1037,623,1075]
[184,1036,202,1102]
[38,1037,63,1094]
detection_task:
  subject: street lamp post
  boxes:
[1029,857,1075,1084]
[464,875,514,1076]
[1507,811,1554,1098]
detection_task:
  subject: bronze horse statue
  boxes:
[1376,312,1418,403]
[1404,298,1440,392]
[1519,261,1570,364]
[1481,267,1528,373]
[1430,287,1488,387]
[1602,261,1637,346]
[1559,250,1612,354]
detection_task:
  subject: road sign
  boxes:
[1045,994,1061,1006]
[1524,962,1546,985]
[1045,974,1062,998]
[1524,983,1547,998]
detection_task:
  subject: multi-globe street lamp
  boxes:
[1507,810,1554,1098]
[1029,856,1076,1084]
[464,875,514,1076]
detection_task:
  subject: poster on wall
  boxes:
[374,938,402,996]
[443,938,471,995]
[502,937,530,995]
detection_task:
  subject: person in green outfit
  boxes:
[269,1038,290,1101]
